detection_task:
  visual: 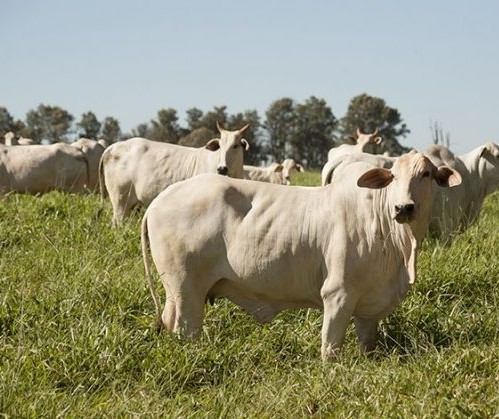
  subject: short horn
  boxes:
[356,128,362,137]
[238,123,250,134]
[216,121,224,133]
[372,127,379,137]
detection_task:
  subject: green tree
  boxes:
[263,98,295,162]
[149,108,180,143]
[178,127,214,147]
[25,104,74,143]
[200,106,228,133]
[77,111,101,139]
[0,106,15,135]
[131,123,149,138]
[291,96,337,168]
[185,107,204,131]
[338,93,411,155]
[101,117,121,144]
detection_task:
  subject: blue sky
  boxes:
[2,1,498,154]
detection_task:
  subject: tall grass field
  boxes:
[0,172,498,417]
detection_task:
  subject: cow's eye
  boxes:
[422,171,430,178]
[233,144,239,149]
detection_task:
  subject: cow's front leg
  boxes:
[320,290,355,361]
[354,316,378,354]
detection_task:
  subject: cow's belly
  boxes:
[353,270,411,320]
[210,250,325,319]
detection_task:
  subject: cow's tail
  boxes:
[141,211,163,331]
[96,153,108,218]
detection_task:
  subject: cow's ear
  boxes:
[296,163,305,172]
[480,143,499,158]
[434,166,462,187]
[205,139,220,151]
[373,136,383,145]
[357,168,394,189]
[273,164,284,173]
[241,138,250,151]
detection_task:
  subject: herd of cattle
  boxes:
[2,124,498,360]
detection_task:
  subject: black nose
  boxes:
[395,203,415,216]
[217,166,228,176]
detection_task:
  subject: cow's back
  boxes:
[105,138,209,206]
[0,144,87,195]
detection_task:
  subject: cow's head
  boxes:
[204,122,250,178]
[280,158,305,185]
[355,128,383,152]
[477,142,499,195]
[357,151,462,225]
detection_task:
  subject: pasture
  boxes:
[0,171,498,417]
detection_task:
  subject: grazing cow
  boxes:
[0,143,89,195]
[100,123,250,226]
[141,151,461,360]
[17,136,36,145]
[2,132,36,145]
[424,142,499,238]
[321,152,395,186]
[327,128,382,162]
[244,158,305,185]
[70,138,107,192]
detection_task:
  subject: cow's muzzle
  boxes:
[217,166,229,176]
[394,203,415,223]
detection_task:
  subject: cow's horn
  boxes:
[238,123,250,134]
[216,121,224,133]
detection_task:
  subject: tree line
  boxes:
[0,93,411,167]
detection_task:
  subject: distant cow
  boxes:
[2,132,36,145]
[424,142,499,238]
[0,143,90,195]
[100,123,250,226]
[322,152,395,186]
[321,129,383,186]
[141,151,461,360]
[327,128,382,161]
[244,158,305,185]
[70,138,107,192]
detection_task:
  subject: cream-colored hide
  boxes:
[244,158,304,185]
[425,142,499,238]
[99,123,250,226]
[141,151,461,361]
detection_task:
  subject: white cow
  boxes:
[0,143,89,195]
[2,132,36,145]
[322,152,396,186]
[100,123,250,226]
[424,142,499,238]
[244,158,305,185]
[17,136,36,145]
[141,151,461,360]
[321,129,383,186]
[70,138,107,192]
[327,128,382,161]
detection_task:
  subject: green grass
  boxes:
[0,175,498,417]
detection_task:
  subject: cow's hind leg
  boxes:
[161,295,176,332]
[109,184,138,227]
[172,282,206,340]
